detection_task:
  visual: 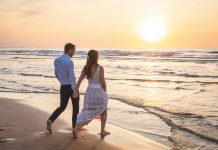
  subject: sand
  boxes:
[0,97,170,150]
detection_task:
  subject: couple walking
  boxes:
[46,43,110,138]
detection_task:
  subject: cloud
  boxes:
[0,0,47,19]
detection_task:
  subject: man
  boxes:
[47,43,79,133]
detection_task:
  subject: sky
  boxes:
[0,0,218,48]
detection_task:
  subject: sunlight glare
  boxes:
[138,17,167,42]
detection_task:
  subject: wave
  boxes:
[160,71,218,78]
[145,106,205,119]
[0,78,217,144]
[143,108,218,143]
[174,86,193,90]
[0,49,177,58]
[148,109,218,143]
[12,57,53,59]
[0,79,59,93]
[208,51,218,54]
[127,128,168,139]
[106,78,218,85]
[20,73,43,77]
[107,78,176,83]
[107,122,169,139]
[20,73,55,78]
[1,49,218,66]
[107,95,218,144]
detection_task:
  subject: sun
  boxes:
[138,17,167,42]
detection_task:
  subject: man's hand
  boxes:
[73,88,79,98]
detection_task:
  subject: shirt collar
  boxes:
[63,53,70,58]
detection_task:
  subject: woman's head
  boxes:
[84,50,98,79]
[87,50,98,64]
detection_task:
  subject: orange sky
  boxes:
[0,0,218,48]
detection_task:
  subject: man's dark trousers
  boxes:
[48,85,79,128]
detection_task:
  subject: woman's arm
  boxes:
[73,68,85,96]
[99,66,107,92]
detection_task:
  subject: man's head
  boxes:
[64,43,76,57]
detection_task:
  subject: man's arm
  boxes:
[55,71,58,78]
[69,60,76,90]
[54,59,59,80]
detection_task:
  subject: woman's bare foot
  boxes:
[80,127,87,131]
[100,130,110,139]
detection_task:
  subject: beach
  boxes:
[0,97,170,150]
[1,0,218,148]
[0,48,218,149]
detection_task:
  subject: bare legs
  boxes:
[100,110,110,138]
[73,110,110,139]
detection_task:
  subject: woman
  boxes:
[73,50,110,138]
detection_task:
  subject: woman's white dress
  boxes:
[76,65,108,125]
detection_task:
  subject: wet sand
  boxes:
[0,97,170,150]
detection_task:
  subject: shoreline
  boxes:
[0,97,170,150]
[0,92,172,146]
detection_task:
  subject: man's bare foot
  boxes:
[73,128,79,139]
[100,130,110,139]
[46,120,52,133]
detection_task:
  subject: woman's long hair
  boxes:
[84,50,98,79]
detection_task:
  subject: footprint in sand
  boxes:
[58,129,72,133]
[58,129,87,137]
[0,126,18,131]
[33,131,50,137]
[0,138,16,144]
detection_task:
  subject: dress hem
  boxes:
[76,108,107,126]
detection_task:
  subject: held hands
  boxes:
[73,88,79,98]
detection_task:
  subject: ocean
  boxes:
[0,48,218,149]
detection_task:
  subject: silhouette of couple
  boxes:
[47,43,110,139]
